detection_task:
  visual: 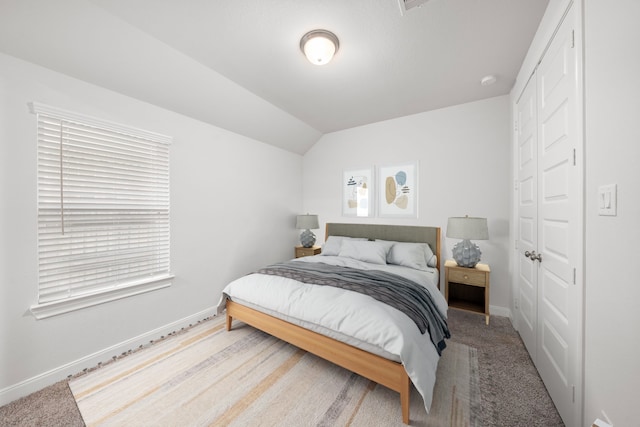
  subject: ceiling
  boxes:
[0,0,548,154]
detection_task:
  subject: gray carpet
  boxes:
[447,310,564,426]
[0,379,83,427]
[0,309,564,426]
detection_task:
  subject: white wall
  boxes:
[302,96,512,313]
[583,1,640,425]
[0,52,303,404]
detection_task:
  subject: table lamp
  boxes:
[296,214,319,248]
[446,216,489,267]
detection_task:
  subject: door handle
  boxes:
[524,250,542,262]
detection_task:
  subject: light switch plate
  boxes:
[598,184,617,216]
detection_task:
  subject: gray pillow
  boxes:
[321,235,367,256]
[338,240,388,265]
[385,241,437,270]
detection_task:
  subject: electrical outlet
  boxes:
[592,410,613,427]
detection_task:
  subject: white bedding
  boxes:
[217,255,448,413]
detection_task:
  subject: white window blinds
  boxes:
[30,103,172,316]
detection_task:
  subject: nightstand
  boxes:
[444,259,490,325]
[295,245,321,258]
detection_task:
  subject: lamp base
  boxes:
[452,239,482,268]
[300,229,316,248]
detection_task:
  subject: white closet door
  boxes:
[516,76,538,358]
[535,6,581,426]
[514,4,583,426]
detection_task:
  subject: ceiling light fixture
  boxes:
[300,29,339,65]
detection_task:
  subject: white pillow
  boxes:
[373,239,395,257]
[387,242,437,270]
[321,236,367,256]
[338,240,388,265]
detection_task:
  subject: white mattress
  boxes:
[217,255,448,413]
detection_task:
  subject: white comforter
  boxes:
[217,255,448,413]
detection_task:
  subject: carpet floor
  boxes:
[0,309,564,426]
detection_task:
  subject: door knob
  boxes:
[524,250,542,262]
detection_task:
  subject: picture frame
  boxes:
[342,168,374,217]
[378,162,418,218]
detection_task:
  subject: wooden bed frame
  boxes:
[225,223,441,424]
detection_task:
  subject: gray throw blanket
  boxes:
[256,261,450,355]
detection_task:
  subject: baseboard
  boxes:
[489,304,512,320]
[0,306,217,407]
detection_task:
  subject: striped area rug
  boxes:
[69,315,480,426]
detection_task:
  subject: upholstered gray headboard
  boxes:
[325,223,441,272]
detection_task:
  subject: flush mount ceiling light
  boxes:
[300,29,339,65]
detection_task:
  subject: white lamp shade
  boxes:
[300,30,339,65]
[296,214,319,230]
[446,217,489,240]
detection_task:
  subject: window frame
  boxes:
[29,102,173,319]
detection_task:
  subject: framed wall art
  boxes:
[378,162,418,218]
[342,168,373,217]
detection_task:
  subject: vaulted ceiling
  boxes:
[0,0,548,154]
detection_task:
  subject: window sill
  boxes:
[30,274,174,320]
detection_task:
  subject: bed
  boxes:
[217,223,448,424]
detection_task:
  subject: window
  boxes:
[29,103,173,319]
